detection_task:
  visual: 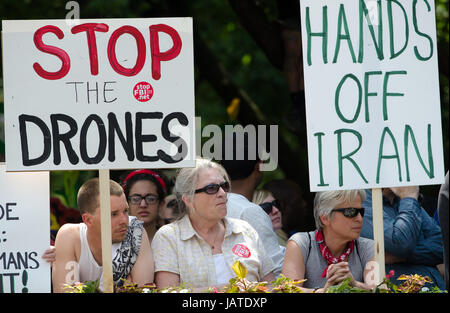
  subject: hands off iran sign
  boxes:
[300,0,445,191]
[2,18,195,171]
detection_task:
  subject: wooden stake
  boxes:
[99,169,114,293]
[371,188,386,285]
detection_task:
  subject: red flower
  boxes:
[385,270,395,279]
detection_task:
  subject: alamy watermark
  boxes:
[65,1,80,26]
[168,117,279,171]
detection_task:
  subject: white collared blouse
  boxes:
[151,215,275,288]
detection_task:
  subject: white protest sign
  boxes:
[300,0,445,191]
[2,18,195,171]
[0,163,50,293]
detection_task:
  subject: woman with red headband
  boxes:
[121,169,167,243]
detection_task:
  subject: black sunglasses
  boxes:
[195,181,230,195]
[128,194,159,205]
[259,199,280,215]
[332,207,365,218]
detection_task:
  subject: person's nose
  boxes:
[121,210,129,224]
[217,186,227,197]
[355,212,363,222]
[139,197,148,207]
[272,205,280,214]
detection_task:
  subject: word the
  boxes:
[66,81,117,104]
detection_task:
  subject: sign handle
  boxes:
[99,169,114,293]
[371,188,386,285]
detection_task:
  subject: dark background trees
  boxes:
[0,0,448,211]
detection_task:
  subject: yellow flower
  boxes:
[227,98,240,120]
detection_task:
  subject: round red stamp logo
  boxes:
[133,82,153,102]
[232,244,251,258]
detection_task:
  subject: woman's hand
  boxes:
[323,262,355,290]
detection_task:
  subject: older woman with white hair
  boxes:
[151,157,275,291]
[282,189,375,293]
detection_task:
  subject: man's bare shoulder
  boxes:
[54,223,82,261]
[55,223,81,245]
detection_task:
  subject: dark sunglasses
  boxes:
[332,207,365,218]
[259,199,280,215]
[195,181,230,195]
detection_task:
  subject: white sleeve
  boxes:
[239,204,284,277]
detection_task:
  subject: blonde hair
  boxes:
[252,189,273,205]
[174,157,231,218]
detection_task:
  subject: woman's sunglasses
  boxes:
[259,199,280,215]
[332,207,365,218]
[195,181,230,195]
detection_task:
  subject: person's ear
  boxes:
[82,212,93,227]
[182,194,194,210]
[320,214,331,227]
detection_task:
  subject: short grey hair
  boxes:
[174,157,231,218]
[313,189,366,230]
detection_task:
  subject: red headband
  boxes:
[122,169,166,192]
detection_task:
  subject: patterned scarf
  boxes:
[112,217,143,287]
[315,230,355,278]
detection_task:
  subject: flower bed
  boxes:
[63,261,447,294]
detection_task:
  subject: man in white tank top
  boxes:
[52,178,154,292]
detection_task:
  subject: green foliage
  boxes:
[115,280,157,293]
[63,279,101,293]
[327,274,448,294]
[50,171,96,208]
[271,274,306,293]
[326,278,371,293]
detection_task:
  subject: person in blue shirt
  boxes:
[360,186,445,290]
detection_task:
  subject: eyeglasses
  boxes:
[195,181,230,195]
[128,194,159,205]
[332,207,365,218]
[259,199,280,215]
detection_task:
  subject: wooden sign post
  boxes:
[371,188,385,284]
[99,169,113,293]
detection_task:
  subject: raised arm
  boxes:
[362,188,423,258]
[129,228,154,286]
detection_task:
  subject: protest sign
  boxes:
[2,18,195,171]
[0,163,50,293]
[300,0,445,192]
[2,17,195,292]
